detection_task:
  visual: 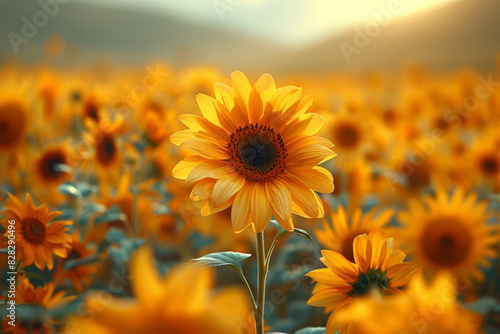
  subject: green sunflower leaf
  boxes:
[270,220,313,242]
[295,327,327,334]
[191,251,252,273]
[58,182,82,198]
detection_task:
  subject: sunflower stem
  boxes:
[236,270,257,314]
[255,231,267,334]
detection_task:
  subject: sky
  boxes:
[82,0,459,47]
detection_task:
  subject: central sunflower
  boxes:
[171,71,336,233]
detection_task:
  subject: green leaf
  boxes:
[270,220,313,242]
[58,183,82,198]
[295,328,327,334]
[463,296,500,315]
[24,272,47,285]
[63,253,99,270]
[192,251,252,274]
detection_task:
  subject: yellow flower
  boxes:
[171,71,336,233]
[0,79,29,155]
[71,246,254,334]
[83,115,126,186]
[306,229,418,334]
[2,279,75,334]
[331,273,482,334]
[316,205,394,262]
[33,144,72,186]
[1,193,72,270]
[469,127,500,191]
[397,188,498,283]
[54,231,99,292]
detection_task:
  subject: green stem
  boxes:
[255,231,267,334]
[236,270,257,314]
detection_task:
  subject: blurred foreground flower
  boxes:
[71,246,254,334]
[1,193,72,270]
[171,71,335,233]
[397,188,498,283]
[332,274,482,334]
[306,229,418,334]
[1,279,75,334]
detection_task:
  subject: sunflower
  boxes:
[0,71,31,171]
[84,115,126,185]
[306,229,418,334]
[33,144,72,186]
[331,273,482,334]
[171,71,336,233]
[1,279,75,334]
[316,205,394,262]
[37,71,60,119]
[82,91,103,122]
[397,188,498,283]
[54,231,99,292]
[70,246,255,334]
[142,110,170,147]
[469,128,500,191]
[1,193,73,270]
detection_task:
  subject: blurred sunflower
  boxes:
[306,229,418,334]
[33,144,72,186]
[71,246,254,334]
[82,91,103,122]
[1,279,75,334]
[316,205,394,262]
[84,115,126,185]
[0,72,32,186]
[397,188,498,283]
[171,71,336,233]
[331,273,482,334]
[469,128,500,191]
[37,71,60,119]
[1,193,72,270]
[54,231,99,292]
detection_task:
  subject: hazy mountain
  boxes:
[1,0,499,73]
[269,0,500,73]
[0,0,286,73]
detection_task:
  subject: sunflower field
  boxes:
[1,1,500,334]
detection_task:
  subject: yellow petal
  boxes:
[353,233,372,273]
[212,173,246,208]
[186,161,232,184]
[265,179,292,222]
[321,250,359,282]
[180,138,230,160]
[231,184,252,233]
[250,182,273,233]
[293,166,334,193]
[172,156,205,180]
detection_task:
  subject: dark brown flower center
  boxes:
[0,102,26,148]
[420,218,473,267]
[96,134,117,165]
[84,100,100,121]
[229,123,287,182]
[38,150,67,182]
[478,154,499,177]
[334,122,361,149]
[22,218,46,244]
